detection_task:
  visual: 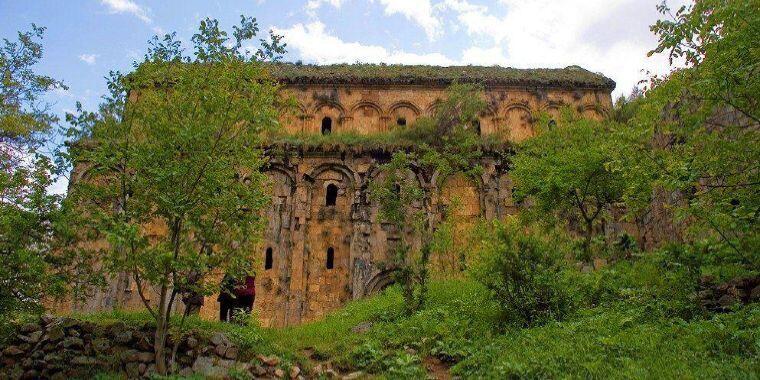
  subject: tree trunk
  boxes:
[583,219,594,257]
[154,285,169,374]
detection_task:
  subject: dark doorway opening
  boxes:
[326,184,338,206]
[396,117,406,126]
[321,117,332,135]
[326,247,334,269]
[264,247,273,270]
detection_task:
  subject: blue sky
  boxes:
[2,0,685,192]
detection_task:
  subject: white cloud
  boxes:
[377,0,441,41]
[100,0,151,23]
[274,21,455,65]
[305,0,346,11]
[78,54,98,65]
[441,0,689,97]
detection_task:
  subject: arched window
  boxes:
[326,247,334,269]
[472,119,481,135]
[325,183,338,206]
[396,117,406,127]
[264,247,273,270]
[321,117,332,135]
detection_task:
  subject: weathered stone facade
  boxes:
[61,64,615,327]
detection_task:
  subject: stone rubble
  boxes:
[0,316,312,379]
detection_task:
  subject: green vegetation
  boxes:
[266,62,615,89]
[2,0,758,378]
[61,16,286,374]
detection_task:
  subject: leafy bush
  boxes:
[471,219,576,327]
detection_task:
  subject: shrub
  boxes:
[471,219,575,327]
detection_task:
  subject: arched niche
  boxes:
[389,102,421,129]
[581,104,604,121]
[350,101,383,134]
[439,172,482,219]
[503,104,534,142]
[277,103,306,134]
[364,270,398,296]
[313,102,344,134]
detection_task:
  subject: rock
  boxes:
[224,346,239,360]
[120,349,139,363]
[136,335,152,351]
[323,369,339,379]
[252,364,268,376]
[192,356,216,373]
[351,321,373,334]
[60,337,84,349]
[71,356,96,365]
[274,368,285,378]
[40,314,57,326]
[92,338,111,353]
[593,257,608,270]
[114,331,133,344]
[45,325,65,341]
[179,367,195,377]
[290,365,301,378]
[342,371,364,380]
[27,331,43,343]
[137,351,154,363]
[718,293,738,308]
[210,332,230,347]
[404,347,417,356]
[187,336,199,348]
[750,285,760,302]
[3,346,24,356]
[138,363,147,375]
[215,344,228,357]
[192,356,227,379]
[312,364,323,376]
[21,369,39,380]
[125,362,140,378]
[258,354,280,367]
[43,353,61,363]
[20,323,40,334]
[581,264,593,273]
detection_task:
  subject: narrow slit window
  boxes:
[326,247,334,269]
[326,184,338,206]
[264,247,273,270]
[321,117,332,135]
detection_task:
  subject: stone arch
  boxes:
[580,103,605,121]
[436,171,483,218]
[312,101,345,134]
[388,101,421,128]
[364,270,398,296]
[477,103,500,135]
[425,100,444,117]
[503,103,534,142]
[278,102,307,134]
[305,162,361,188]
[350,100,383,134]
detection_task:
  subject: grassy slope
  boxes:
[67,256,759,379]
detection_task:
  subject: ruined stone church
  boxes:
[69,64,615,327]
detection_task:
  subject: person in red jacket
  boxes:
[232,274,255,320]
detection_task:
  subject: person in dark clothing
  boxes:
[218,274,236,322]
[233,275,256,318]
[181,270,204,315]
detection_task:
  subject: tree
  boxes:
[369,83,485,314]
[625,0,760,257]
[511,114,627,257]
[65,16,284,374]
[0,25,69,317]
